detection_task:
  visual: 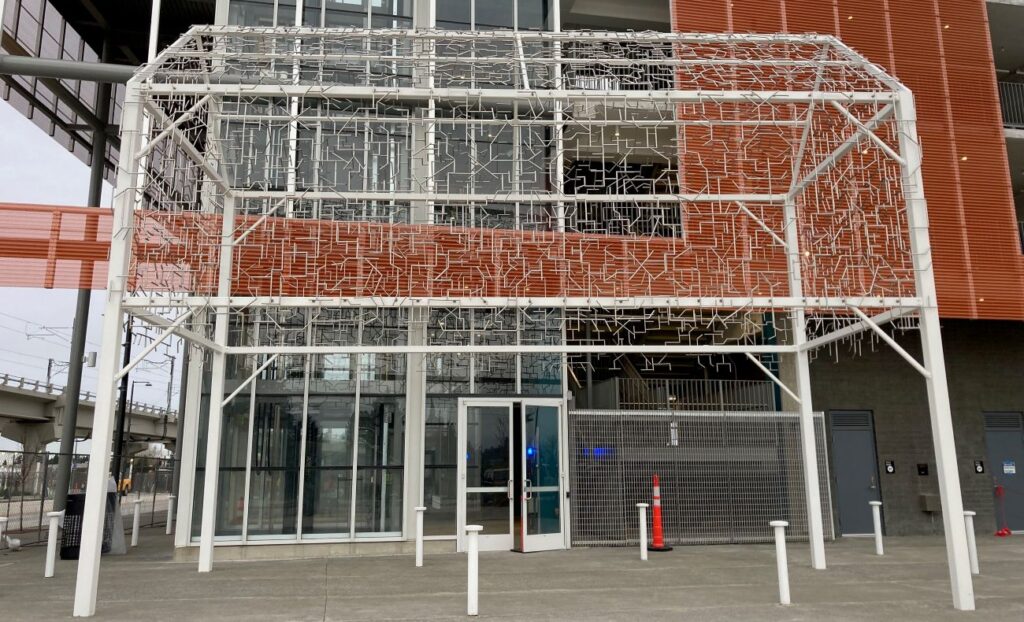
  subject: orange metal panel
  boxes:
[671,0,1024,320]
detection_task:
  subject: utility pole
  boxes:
[52,40,112,513]
[110,318,134,486]
[166,354,175,411]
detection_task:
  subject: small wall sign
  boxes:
[1003,460,1016,475]
[884,460,895,474]
[917,463,929,476]
[974,460,985,474]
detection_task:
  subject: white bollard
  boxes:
[636,503,649,561]
[45,511,64,578]
[769,520,790,605]
[466,524,483,616]
[869,501,884,556]
[132,498,143,547]
[166,495,176,536]
[415,506,426,568]
[963,511,979,575]
[0,517,7,549]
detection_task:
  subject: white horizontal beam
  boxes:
[228,190,787,203]
[143,84,897,105]
[120,296,923,310]
[226,344,796,355]
[173,26,840,44]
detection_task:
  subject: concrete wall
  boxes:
[810,319,1024,536]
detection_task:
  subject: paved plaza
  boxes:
[1,529,1023,621]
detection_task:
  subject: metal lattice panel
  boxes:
[568,409,833,546]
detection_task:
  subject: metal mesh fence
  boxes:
[0,451,176,546]
[568,410,833,546]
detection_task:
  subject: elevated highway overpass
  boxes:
[0,373,177,453]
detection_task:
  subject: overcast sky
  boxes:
[0,100,181,451]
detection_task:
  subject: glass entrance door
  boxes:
[458,401,514,551]
[458,398,566,552]
[515,401,565,552]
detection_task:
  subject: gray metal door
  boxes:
[829,411,880,535]
[984,412,1024,532]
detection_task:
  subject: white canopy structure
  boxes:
[72,26,974,615]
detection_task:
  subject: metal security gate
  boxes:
[567,410,834,546]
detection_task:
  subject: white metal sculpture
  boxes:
[71,26,974,615]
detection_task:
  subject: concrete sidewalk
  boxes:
[1,529,1022,621]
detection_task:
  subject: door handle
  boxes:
[524,478,533,500]
[507,480,514,500]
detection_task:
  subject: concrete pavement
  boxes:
[1,529,1023,620]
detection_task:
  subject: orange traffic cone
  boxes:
[650,474,673,552]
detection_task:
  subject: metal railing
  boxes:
[0,450,176,546]
[0,372,177,420]
[999,80,1024,129]
[614,378,775,411]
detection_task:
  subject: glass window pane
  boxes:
[192,394,248,540]
[303,395,356,536]
[303,0,323,26]
[228,0,276,26]
[277,0,298,25]
[517,0,550,30]
[475,0,514,29]
[354,396,405,535]
[423,397,458,535]
[466,406,510,488]
[466,491,510,534]
[247,396,303,537]
[436,0,471,29]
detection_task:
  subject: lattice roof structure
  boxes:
[82,27,926,356]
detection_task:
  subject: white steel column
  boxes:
[405,308,427,538]
[197,194,236,572]
[72,81,146,618]
[174,299,209,542]
[782,198,827,571]
[894,90,974,610]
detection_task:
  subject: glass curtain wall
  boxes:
[192,309,408,541]
[210,0,562,542]
[436,0,551,30]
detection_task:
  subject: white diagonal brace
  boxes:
[514,33,530,90]
[143,101,229,192]
[233,197,288,245]
[744,352,801,405]
[129,309,223,353]
[736,201,788,249]
[803,306,917,352]
[136,94,212,159]
[790,103,894,197]
[849,306,931,378]
[829,101,905,165]
[221,354,279,407]
[115,309,195,381]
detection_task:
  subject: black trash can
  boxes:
[60,492,116,559]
